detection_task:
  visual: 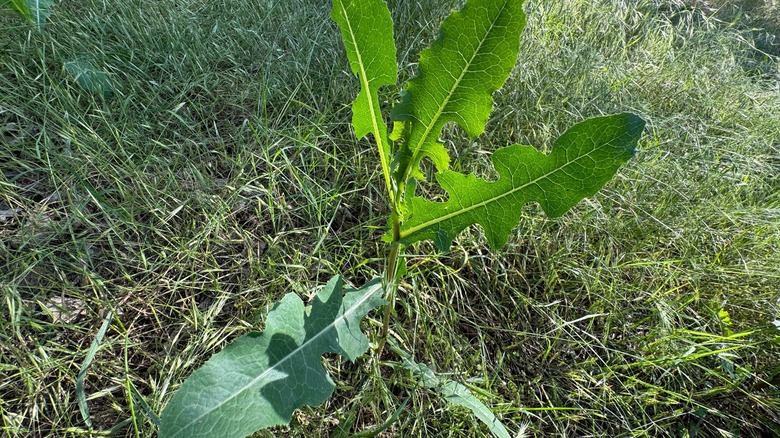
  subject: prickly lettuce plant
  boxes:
[158,0,645,436]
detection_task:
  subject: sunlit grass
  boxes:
[1,0,778,436]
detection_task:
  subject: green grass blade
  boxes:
[76,310,114,429]
[107,418,135,435]
[128,379,161,427]
[3,0,32,21]
[159,277,385,438]
[332,0,397,203]
[347,399,409,438]
[392,0,526,181]
[399,113,645,251]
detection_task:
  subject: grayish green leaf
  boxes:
[159,277,385,438]
[64,58,115,98]
[26,0,51,29]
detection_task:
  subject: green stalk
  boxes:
[377,210,402,356]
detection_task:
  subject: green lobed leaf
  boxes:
[331,0,396,142]
[159,276,385,438]
[391,0,526,181]
[398,113,645,251]
[331,0,397,200]
[390,341,511,438]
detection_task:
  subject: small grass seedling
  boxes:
[158,0,644,436]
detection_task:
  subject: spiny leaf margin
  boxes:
[398,113,645,251]
[391,0,527,181]
[331,0,397,201]
[159,276,385,438]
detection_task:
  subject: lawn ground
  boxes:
[1,0,779,436]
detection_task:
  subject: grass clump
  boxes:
[1,0,778,436]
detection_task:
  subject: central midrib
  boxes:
[342,2,394,204]
[400,139,619,238]
[403,0,512,182]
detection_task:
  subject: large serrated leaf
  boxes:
[392,0,526,181]
[332,0,397,200]
[159,277,385,438]
[399,113,645,251]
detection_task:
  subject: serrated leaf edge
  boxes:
[332,0,397,204]
[399,113,644,248]
[398,0,525,182]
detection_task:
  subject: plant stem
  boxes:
[377,211,402,356]
[384,216,401,284]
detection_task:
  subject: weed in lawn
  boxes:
[158,0,644,436]
[1,0,778,437]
